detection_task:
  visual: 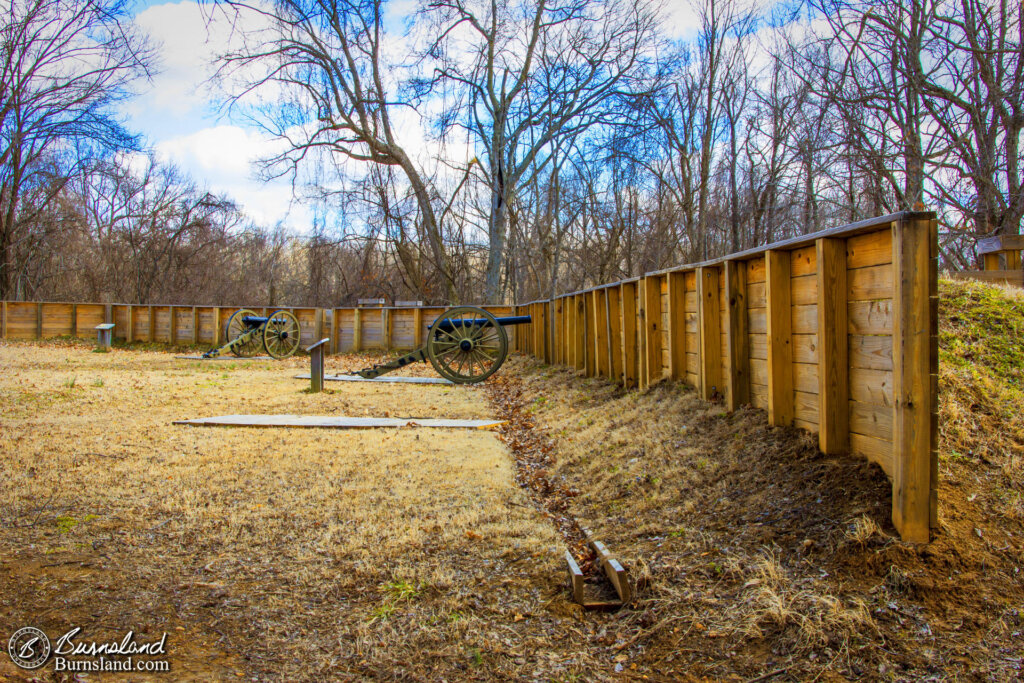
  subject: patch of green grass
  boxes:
[62,375,77,389]
[940,279,1024,388]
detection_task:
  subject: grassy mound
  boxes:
[502,277,1024,680]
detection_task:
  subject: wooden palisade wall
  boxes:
[515,212,938,543]
[0,303,515,355]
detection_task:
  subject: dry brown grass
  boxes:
[0,341,600,681]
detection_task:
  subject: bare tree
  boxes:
[0,0,152,300]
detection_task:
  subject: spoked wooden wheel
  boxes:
[226,309,260,357]
[426,306,508,384]
[263,309,301,359]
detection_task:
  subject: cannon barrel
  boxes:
[241,315,290,326]
[429,314,531,332]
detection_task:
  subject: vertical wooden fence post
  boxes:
[413,308,423,350]
[70,304,78,338]
[816,238,849,454]
[1,301,7,339]
[36,303,43,339]
[574,294,586,371]
[697,267,722,401]
[891,215,938,543]
[593,289,609,378]
[620,282,638,388]
[353,308,363,352]
[642,276,662,389]
[192,307,199,345]
[725,260,749,410]
[765,250,794,426]
[606,287,622,383]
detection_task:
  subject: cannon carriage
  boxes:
[203,309,302,359]
[351,306,531,384]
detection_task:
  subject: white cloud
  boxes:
[154,124,311,228]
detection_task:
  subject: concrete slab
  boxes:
[293,373,456,385]
[174,414,504,429]
[176,356,276,361]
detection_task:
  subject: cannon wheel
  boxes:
[263,309,301,359]
[426,306,508,384]
[226,309,260,357]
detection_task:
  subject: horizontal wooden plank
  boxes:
[850,401,893,441]
[795,390,819,424]
[849,300,892,335]
[791,246,817,277]
[850,367,893,405]
[792,304,817,334]
[749,333,767,360]
[851,432,893,477]
[847,230,892,269]
[747,258,766,284]
[748,281,766,307]
[794,362,818,394]
[791,275,817,305]
[750,357,767,386]
[793,334,818,364]
[849,334,892,370]
[848,263,893,300]
[748,308,766,334]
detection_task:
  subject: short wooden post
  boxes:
[307,338,330,393]
[593,290,609,378]
[817,238,849,454]
[697,266,722,401]
[725,260,749,410]
[606,287,622,383]
[620,281,638,388]
[666,271,687,381]
[891,215,938,543]
[95,323,115,350]
[765,250,794,426]
[642,276,662,389]
[353,308,363,352]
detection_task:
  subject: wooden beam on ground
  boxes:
[697,266,722,401]
[892,216,938,543]
[817,238,849,454]
[725,260,749,409]
[666,271,687,381]
[641,276,662,389]
[766,250,794,426]
[621,281,638,389]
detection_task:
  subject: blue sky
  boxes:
[122,0,702,233]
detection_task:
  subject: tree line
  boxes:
[2,0,1020,306]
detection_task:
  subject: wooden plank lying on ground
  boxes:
[294,373,455,385]
[174,415,504,429]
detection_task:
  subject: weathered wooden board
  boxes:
[174,414,504,429]
[294,373,455,385]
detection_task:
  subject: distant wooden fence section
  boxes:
[950,233,1024,287]
[0,302,515,355]
[514,212,939,543]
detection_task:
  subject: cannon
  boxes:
[351,306,531,384]
[202,309,302,359]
